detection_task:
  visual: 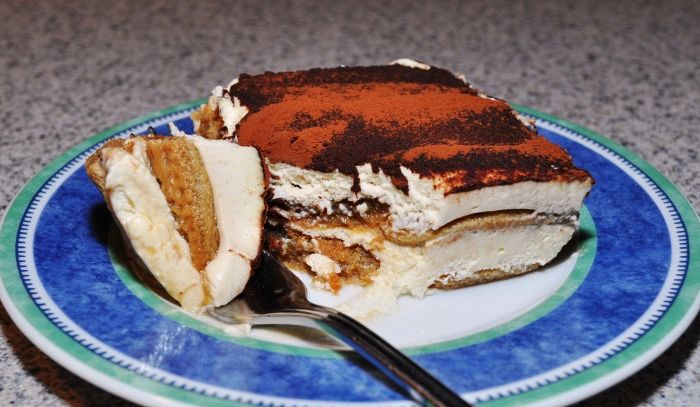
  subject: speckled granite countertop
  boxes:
[1,0,698,405]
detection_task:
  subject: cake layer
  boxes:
[267,227,380,293]
[286,207,574,246]
[144,137,219,271]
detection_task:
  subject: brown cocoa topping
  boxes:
[231,65,591,195]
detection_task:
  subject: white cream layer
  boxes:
[390,58,431,70]
[100,136,265,310]
[189,136,265,306]
[304,253,342,286]
[291,220,577,318]
[271,161,592,233]
[200,79,248,139]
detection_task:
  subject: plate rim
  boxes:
[1,100,698,407]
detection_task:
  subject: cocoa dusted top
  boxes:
[230,64,592,194]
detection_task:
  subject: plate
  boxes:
[1,100,698,406]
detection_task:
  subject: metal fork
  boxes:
[208,251,470,407]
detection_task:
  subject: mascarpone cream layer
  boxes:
[390,58,431,70]
[203,78,248,139]
[190,136,265,306]
[291,220,577,318]
[271,161,592,233]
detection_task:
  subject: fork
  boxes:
[208,251,470,407]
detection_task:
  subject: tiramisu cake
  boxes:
[193,59,593,316]
[86,135,266,311]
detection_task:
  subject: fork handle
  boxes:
[290,304,470,407]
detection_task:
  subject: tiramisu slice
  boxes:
[193,60,593,316]
[86,135,266,311]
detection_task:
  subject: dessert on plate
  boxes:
[85,135,266,311]
[192,59,594,316]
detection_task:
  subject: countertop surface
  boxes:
[1,0,698,405]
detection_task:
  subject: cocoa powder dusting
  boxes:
[231,65,474,111]
[233,65,591,194]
